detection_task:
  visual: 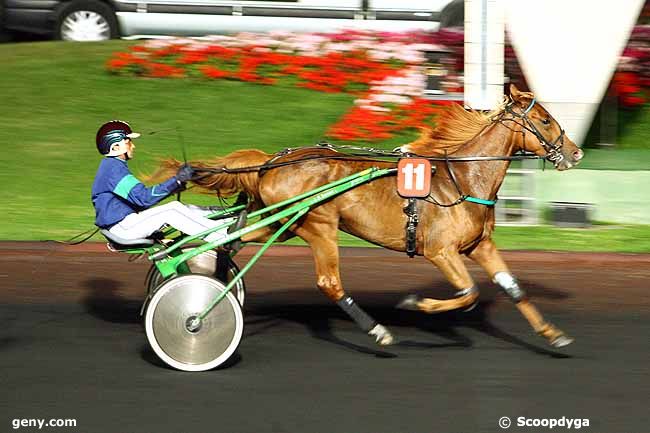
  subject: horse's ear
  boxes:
[509,83,521,98]
[509,83,534,108]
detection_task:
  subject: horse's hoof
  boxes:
[550,334,574,348]
[369,324,395,346]
[395,294,421,311]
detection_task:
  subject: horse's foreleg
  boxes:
[468,238,573,348]
[241,224,295,243]
[297,222,394,346]
[397,247,479,313]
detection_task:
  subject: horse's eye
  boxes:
[541,118,551,125]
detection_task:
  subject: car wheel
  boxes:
[56,0,118,41]
[439,0,464,29]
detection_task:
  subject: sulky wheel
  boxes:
[145,275,244,372]
[146,250,246,306]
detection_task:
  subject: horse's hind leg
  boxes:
[397,247,479,313]
[467,238,573,348]
[296,221,394,346]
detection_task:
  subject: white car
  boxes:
[3,0,456,42]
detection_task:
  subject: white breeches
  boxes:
[109,201,231,243]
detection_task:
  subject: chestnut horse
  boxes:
[156,85,583,348]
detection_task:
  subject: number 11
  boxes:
[401,163,426,191]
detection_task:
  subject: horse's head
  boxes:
[505,84,583,170]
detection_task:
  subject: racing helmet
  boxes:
[96,120,141,156]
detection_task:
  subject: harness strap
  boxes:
[523,98,536,114]
[465,196,497,206]
[48,227,99,245]
[403,198,419,258]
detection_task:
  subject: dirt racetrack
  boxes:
[1,242,649,433]
[2,241,648,310]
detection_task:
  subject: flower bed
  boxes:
[106,27,650,142]
[615,25,650,108]
[107,30,464,141]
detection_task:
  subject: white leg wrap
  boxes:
[368,324,394,345]
[493,271,526,302]
[456,286,478,297]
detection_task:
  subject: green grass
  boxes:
[0,41,359,240]
[580,104,650,170]
[491,224,650,252]
[1,40,649,252]
[579,148,650,170]
[617,106,650,149]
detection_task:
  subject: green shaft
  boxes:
[206,204,247,219]
[155,168,383,257]
[198,207,309,320]
[152,167,393,269]
[194,167,394,318]
[244,167,378,219]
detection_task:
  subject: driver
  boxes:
[92,120,231,244]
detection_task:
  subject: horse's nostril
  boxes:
[573,149,584,160]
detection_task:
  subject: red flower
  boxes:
[178,52,208,64]
[199,66,230,79]
[621,95,646,106]
[146,63,184,78]
[106,59,130,70]
[106,33,458,140]
[327,100,450,142]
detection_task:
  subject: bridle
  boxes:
[498,98,566,167]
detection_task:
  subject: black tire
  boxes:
[439,0,464,30]
[55,0,118,41]
[0,0,12,42]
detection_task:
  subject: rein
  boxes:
[191,100,565,209]
[192,144,511,209]
[192,145,543,175]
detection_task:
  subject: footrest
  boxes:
[225,210,248,252]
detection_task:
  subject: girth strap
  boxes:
[465,196,497,206]
[404,198,419,258]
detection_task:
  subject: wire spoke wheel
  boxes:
[145,275,243,371]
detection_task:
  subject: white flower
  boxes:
[370,94,412,104]
[360,105,392,112]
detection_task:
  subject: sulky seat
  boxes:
[100,229,155,250]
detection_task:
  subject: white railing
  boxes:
[495,168,537,226]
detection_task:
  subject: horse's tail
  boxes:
[150,149,272,200]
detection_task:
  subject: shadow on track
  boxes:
[0,336,23,352]
[80,276,572,360]
[82,277,143,324]
[246,290,572,359]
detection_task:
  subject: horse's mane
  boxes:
[146,149,272,199]
[404,99,509,156]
